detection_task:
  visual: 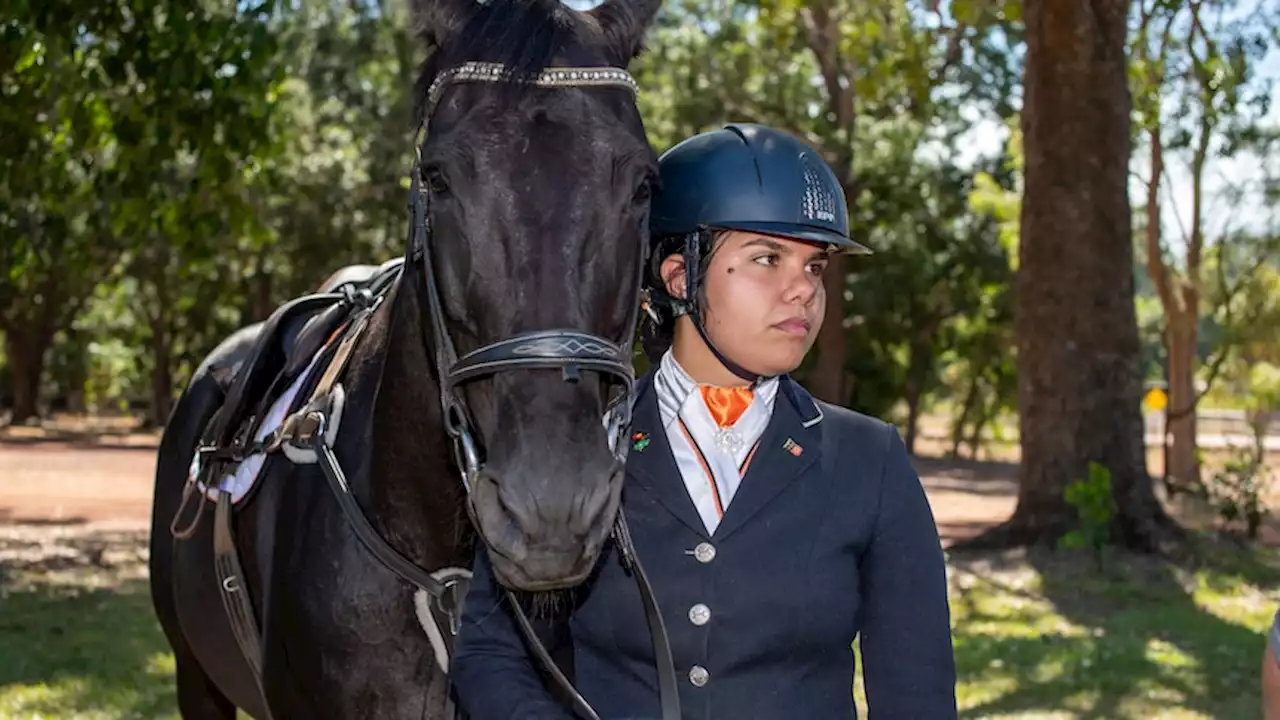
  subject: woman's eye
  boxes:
[808,261,828,275]
[753,254,778,267]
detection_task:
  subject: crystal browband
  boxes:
[424,61,640,117]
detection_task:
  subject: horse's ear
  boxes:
[587,0,663,65]
[409,0,476,50]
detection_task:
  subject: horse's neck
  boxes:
[355,274,473,570]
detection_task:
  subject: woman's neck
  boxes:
[670,317,752,388]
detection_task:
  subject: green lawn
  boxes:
[1,529,1277,719]
[941,540,1280,718]
[0,536,178,720]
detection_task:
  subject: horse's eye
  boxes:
[632,176,654,205]
[422,166,450,196]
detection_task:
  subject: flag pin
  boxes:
[783,438,803,456]
[632,432,650,452]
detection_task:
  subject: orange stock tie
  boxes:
[699,385,754,429]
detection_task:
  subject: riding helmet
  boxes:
[648,124,871,254]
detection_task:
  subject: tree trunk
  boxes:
[4,323,53,424]
[149,318,173,428]
[951,373,981,459]
[964,0,1182,552]
[904,373,922,457]
[1165,306,1200,492]
[798,0,855,407]
[810,256,846,404]
[903,336,935,456]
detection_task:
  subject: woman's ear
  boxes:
[660,253,688,301]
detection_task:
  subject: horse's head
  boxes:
[409,0,660,592]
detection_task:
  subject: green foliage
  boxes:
[1059,462,1118,568]
[1197,453,1271,538]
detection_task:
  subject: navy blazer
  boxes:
[450,372,957,719]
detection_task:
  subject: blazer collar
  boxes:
[624,369,825,542]
[711,375,823,542]
[624,370,708,538]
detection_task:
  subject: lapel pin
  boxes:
[632,432,650,452]
[783,438,803,456]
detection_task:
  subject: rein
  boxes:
[280,61,679,720]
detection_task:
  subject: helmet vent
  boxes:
[800,154,838,224]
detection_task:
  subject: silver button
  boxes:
[688,665,709,687]
[688,603,711,626]
[693,542,716,563]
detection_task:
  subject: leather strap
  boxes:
[213,490,275,720]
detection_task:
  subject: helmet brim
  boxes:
[707,221,873,255]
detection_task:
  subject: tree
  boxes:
[0,0,284,424]
[1131,0,1278,493]
[974,0,1182,550]
[632,0,1016,411]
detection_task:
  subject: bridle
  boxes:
[410,62,644,488]
[407,61,680,720]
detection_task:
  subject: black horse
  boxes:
[148,1,663,717]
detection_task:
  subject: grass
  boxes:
[2,529,1278,719]
[0,528,178,720]
[942,540,1280,718]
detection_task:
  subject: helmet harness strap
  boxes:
[678,229,772,386]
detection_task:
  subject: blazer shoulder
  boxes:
[781,377,902,460]
[817,400,894,438]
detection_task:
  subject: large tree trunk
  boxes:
[967,0,1181,552]
[4,323,54,424]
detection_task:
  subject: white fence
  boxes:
[1144,409,1280,451]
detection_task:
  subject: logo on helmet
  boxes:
[800,154,838,224]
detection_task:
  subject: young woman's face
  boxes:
[668,230,829,377]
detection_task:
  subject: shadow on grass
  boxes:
[949,541,1280,718]
[0,576,177,719]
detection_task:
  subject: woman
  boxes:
[449,124,957,719]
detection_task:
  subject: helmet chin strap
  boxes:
[680,231,772,387]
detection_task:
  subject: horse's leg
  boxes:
[175,652,237,720]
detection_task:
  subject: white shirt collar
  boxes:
[653,349,780,429]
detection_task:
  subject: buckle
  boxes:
[432,572,472,635]
[291,411,327,450]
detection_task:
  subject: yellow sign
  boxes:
[1143,387,1168,412]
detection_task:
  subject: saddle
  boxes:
[200,259,405,477]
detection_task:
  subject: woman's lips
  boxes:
[773,317,811,337]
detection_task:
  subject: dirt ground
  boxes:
[0,421,1276,547]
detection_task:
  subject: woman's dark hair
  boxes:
[639,230,721,363]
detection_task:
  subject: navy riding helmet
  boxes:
[649,123,870,254]
[642,124,871,382]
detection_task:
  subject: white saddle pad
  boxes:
[191,350,326,504]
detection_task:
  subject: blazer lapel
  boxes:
[712,377,824,543]
[623,372,710,539]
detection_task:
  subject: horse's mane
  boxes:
[412,0,580,126]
